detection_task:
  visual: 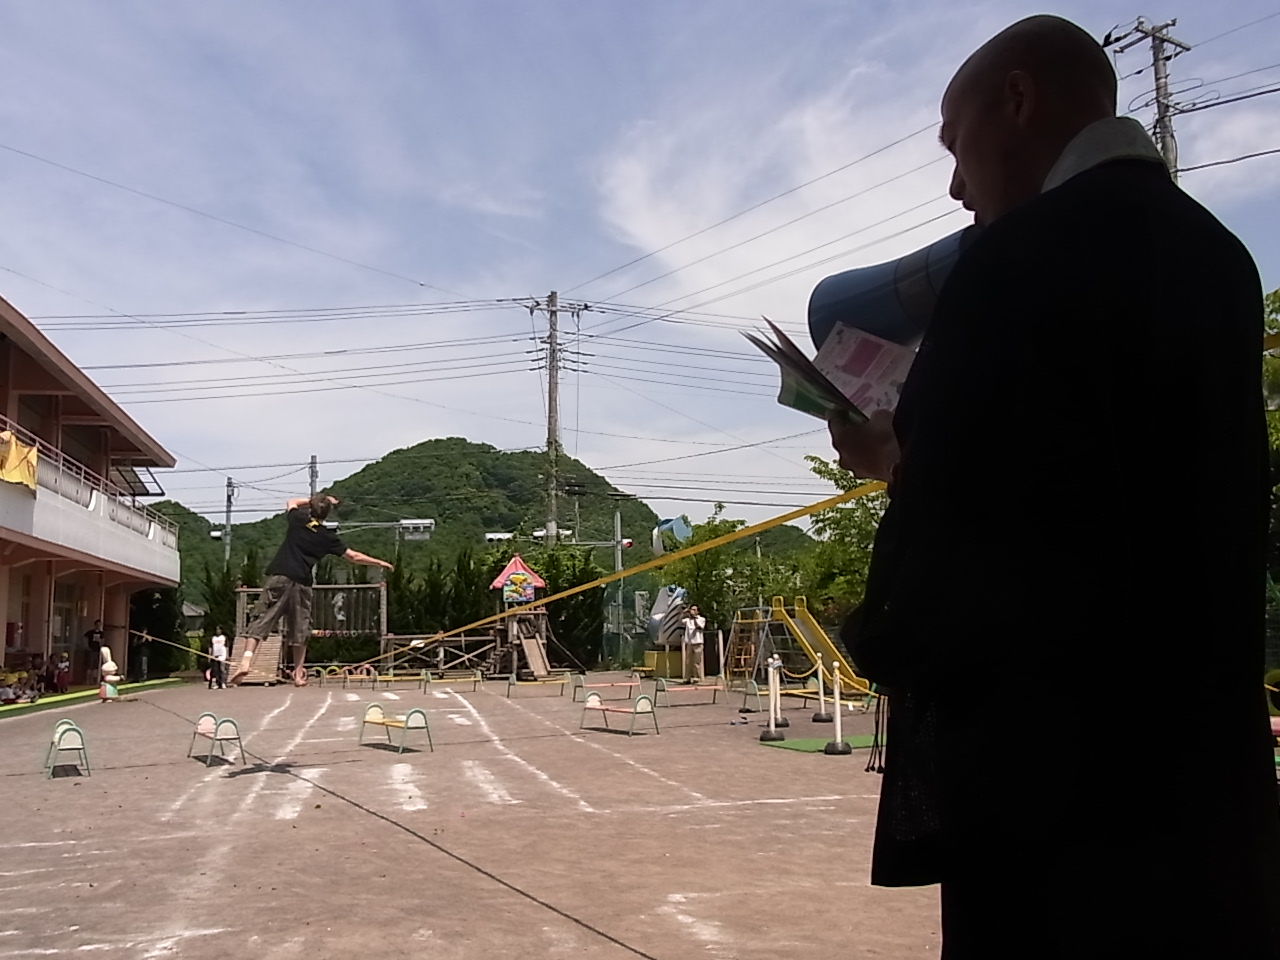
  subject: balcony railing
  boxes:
[0,412,178,547]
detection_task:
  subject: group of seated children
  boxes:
[0,672,41,704]
[0,653,71,704]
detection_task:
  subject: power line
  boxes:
[1192,9,1280,47]
[565,121,936,294]
[1179,146,1280,172]
[592,157,948,304]
[1177,83,1280,113]
[596,428,825,470]
[0,140,462,295]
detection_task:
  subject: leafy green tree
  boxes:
[798,456,887,623]
[531,546,606,668]
[130,587,189,676]
[238,546,263,589]
[200,562,237,638]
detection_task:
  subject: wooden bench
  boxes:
[579,691,659,737]
[420,669,484,693]
[571,672,645,702]
[505,672,572,698]
[358,703,433,754]
[186,713,245,767]
[373,670,427,690]
[653,676,726,707]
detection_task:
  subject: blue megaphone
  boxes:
[807,226,979,350]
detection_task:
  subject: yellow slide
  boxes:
[771,596,874,696]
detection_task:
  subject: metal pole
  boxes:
[309,455,318,498]
[545,291,560,543]
[224,477,234,565]
[1111,18,1190,182]
[614,505,623,636]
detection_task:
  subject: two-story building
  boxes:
[0,293,179,684]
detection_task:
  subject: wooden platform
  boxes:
[238,635,283,685]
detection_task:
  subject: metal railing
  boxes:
[0,412,178,545]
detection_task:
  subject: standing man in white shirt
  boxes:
[207,626,228,690]
[681,605,706,684]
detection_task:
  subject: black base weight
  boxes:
[775,716,790,728]
[823,740,854,755]
[811,712,833,723]
[739,707,757,714]
[760,729,787,742]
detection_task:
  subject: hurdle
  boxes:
[759,657,785,743]
[571,672,645,702]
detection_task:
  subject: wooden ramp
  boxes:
[239,634,283,685]
[519,630,551,678]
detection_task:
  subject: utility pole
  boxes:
[545,290,560,543]
[309,454,318,498]
[608,492,635,642]
[223,477,236,565]
[1111,17,1191,182]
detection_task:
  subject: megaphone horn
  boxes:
[807,226,979,350]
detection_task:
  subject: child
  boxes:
[55,653,71,694]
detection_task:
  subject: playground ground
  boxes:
[0,674,939,958]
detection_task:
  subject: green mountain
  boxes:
[154,437,668,603]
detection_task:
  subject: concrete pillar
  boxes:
[104,586,129,682]
[0,564,8,670]
[28,561,51,660]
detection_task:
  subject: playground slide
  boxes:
[519,633,551,678]
[774,597,873,695]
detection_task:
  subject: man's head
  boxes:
[940,15,1116,225]
[688,605,700,617]
[308,495,332,521]
[93,620,101,629]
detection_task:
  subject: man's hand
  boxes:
[378,560,394,571]
[827,409,900,483]
[325,496,340,506]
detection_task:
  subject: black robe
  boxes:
[843,159,1280,957]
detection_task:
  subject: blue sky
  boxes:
[0,2,1276,530]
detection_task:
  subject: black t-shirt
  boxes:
[85,629,103,651]
[265,508,348,586]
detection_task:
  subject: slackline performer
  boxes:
[229,494,393,687]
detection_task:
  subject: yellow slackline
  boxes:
[129,628,218,662]
[351,481,887,670]
[1265,333,1280,352]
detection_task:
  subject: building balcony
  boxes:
[0,413,178,585]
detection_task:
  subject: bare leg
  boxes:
[227,637,259,686]
[291,644,308,686]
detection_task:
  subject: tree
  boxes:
[531,546,606,668]
[238,546,263,589]
[200,561,237,638]
[658,505,754,633]
[798,456,887,623]
[130,587,188,677]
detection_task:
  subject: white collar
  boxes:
[1042,116,1166,192]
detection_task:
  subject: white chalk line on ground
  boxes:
[657,893,731,957]
[337,717,356,731]
[448,692,594,813]
[461,759,520,804]
[499,696,708,803]
[142,695,332,954]
[272,768,327,820]
[381,692,401,700]
[636,793,881,814]
[389,762,428,811]
[162,692,295,821]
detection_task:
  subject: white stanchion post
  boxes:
[812,651,832,723]
[824,664,852,755]
[774,656,790,728]
[760,656,785,742]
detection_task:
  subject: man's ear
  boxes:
[1005,70,1036,128]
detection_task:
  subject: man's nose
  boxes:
[949,164,966,205]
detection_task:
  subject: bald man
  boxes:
[830,15,1280,958]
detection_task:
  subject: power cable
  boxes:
[0,140,462,295]
[1179,146,1280,172]
[1193,10,1280,47]
[565,122,936,293]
